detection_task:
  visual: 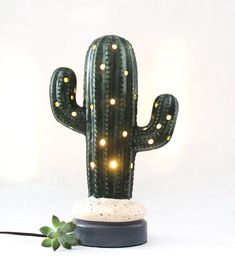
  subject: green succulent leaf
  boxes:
[57,228,63,236]
[58,236,72,249]
[48,231,56,239]
[65,234,79,246]
[59,221,66,228]
[62,241,72,249]
[52,238,60,251]
[58,235,66,245]
[52,215,60,228]
[39,226,54,236]
[61,222,76,233]
[41,238,52,247]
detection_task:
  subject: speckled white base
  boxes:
[72,197,146,222]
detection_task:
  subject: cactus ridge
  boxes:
[50,35,179,199]
[103,37,112,197]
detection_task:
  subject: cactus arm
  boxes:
[132,94,179,152]
[49,67,86,135]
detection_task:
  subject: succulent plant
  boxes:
[40,215,78,251]
[49,35,178,200]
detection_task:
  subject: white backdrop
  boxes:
[0,0,234,276]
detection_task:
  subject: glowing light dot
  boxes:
[122,131,128,137]
[167,136,171,141]
[100,64,106,70]
[74,88,76,94]
[148,138,154,145]
[133,93,138,100]
[143,127,147,130]
[130,163,134,169]
[90,161,96,169]
[155,102,158,108]
[99,138,106,147]
[156,123,162,129]
[90,104,94,110]
[124,70,128,76]
[110,98,116,105]
[70,95,74,100]
[109,160,118,170]
[92,45,97,50]
[55,102,60,107]
[166,114,172,120]
[64,77,69,83]
[112,44,118,50]
[71,111,77,117]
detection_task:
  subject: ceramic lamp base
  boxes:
[73,218,147,248]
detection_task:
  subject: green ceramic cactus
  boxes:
[49,35,179,200]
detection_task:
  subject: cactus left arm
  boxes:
[49,67,86,135]
[132,94,179,152]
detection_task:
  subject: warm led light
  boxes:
[100,64,105,70]
[55,102,60,107]
[70,95,74,100]
[167,136,171,141]
[90,104,94,110]
[110,98,116,105]
[74,88,76,94]
[112,44,118,50]
[90,161,96,169]
[71,111,77,117]
[99,138,106,147]
[143,127,147,130]
[122,131,128,137]
[155,102,158,108]
[166,114,172,120]
[109,160,118,170]
[64,77,69,83]
[133,93,138,100]
[124,70,128,76]
[130,163,133,169]
[148,138,154,145]
[156,123,162,129]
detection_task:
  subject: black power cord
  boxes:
[0,231,46,237]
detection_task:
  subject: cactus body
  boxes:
[50,35,179,200]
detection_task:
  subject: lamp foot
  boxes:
[73,218,147,248]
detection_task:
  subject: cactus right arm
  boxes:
[132,94,178,152]
[49,67,86,135]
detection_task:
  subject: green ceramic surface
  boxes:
[50,35,179,199]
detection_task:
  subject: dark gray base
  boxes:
[73,218,147,248]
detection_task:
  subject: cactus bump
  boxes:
[49,35,179,200]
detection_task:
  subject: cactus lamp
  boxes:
[49,35,179,247]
